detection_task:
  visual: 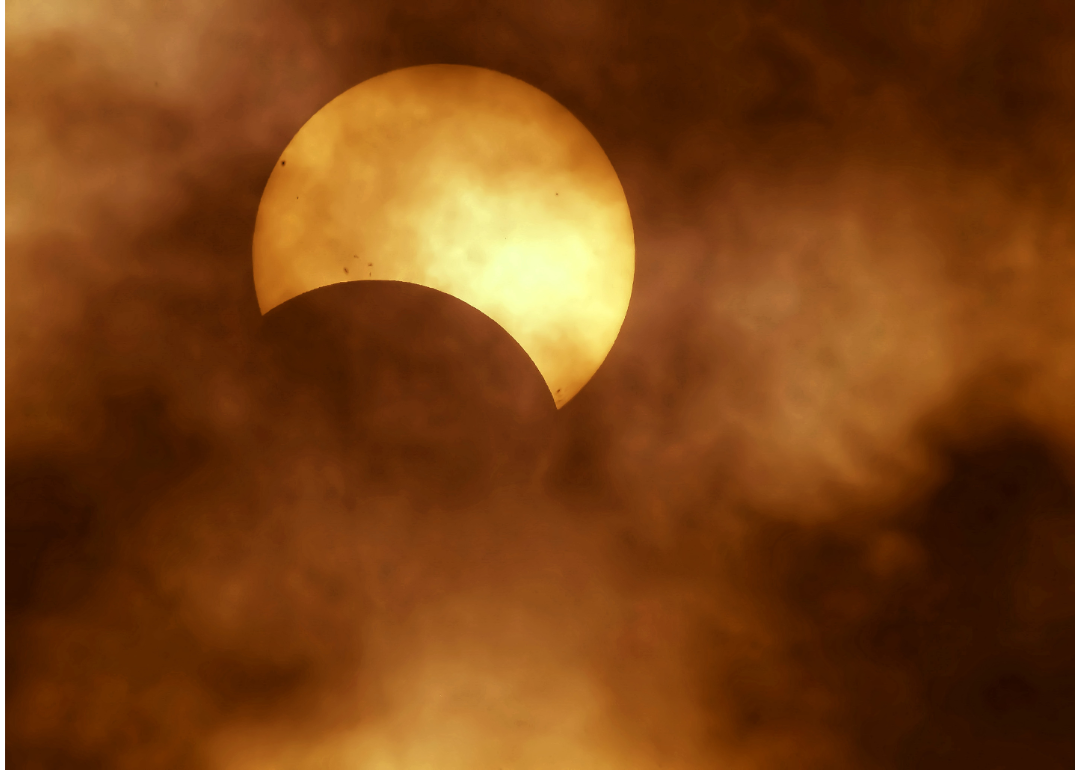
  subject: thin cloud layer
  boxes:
[7,0,1072,768]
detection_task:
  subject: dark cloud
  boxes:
[7,0,1072,768]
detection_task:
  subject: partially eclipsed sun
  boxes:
[252,65,635,408]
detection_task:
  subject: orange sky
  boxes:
[7,1,1073,768]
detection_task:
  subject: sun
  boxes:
[252,65,635,408]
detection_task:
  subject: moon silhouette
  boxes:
[252,64,635,408]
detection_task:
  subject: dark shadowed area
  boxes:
[7,0,1073,768]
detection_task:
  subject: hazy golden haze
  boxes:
[6,0,1072,768]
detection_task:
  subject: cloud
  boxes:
[7,0,1071,768]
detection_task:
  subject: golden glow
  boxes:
[253,65,635,407]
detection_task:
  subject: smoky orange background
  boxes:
[6,1,1073,768]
